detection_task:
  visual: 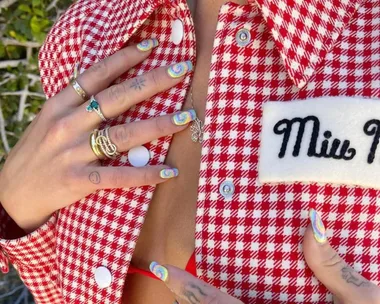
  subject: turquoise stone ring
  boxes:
[87,96,107,121]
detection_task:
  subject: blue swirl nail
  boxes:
[309,209,327,243]
[172,109,197,126]
[149,261,169,282]
[167,61,193,78]
[137,38,159,52]
[160,168,179,179]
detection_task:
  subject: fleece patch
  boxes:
[259,97,380,189]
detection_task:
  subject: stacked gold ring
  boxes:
[90,128,120,159]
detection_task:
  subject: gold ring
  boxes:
[70,79,88,101]
[95,128,120,159]
[90,129,105,159]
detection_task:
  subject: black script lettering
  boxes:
[273,116,356,160]
[273,116,319,158]
[364,119,380,164]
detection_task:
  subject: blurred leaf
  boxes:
[18,4,32,13]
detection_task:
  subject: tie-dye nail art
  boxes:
[172,109,197,126]
[149,261,169,282]
[309,209,327,243]
[160,168,179,179]
[137,38,159,52]
[167,60,193,78]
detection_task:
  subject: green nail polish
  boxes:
[172,109,197,126]
[167,60,193,78]
[149,261,169,282]
[309,209,327,243]
[160,168,179,179]
[137,38,159,52]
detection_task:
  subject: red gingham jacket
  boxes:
[0,0,379,303]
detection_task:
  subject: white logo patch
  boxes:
[259,97,380,189]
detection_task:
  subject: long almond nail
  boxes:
[149,261,169,282]
[167,60,193,78]
[137,38,159,52]
[172,109,197,126]
[160,168,179,179]
[309,209,327,243]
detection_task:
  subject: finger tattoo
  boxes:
[130,77,146,91]
[341,267,371,287]
[182,283,207,304]
[89,171,101,184]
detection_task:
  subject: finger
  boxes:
[78,110,196,161]
[149,262,243,304]
[57,39,159,107]
[304,209,380,304]
[83,165,179,190]
[73,60,193,129]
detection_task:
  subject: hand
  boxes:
[0,39,194,233]
[149,209,379,304]
[303,209,379,304]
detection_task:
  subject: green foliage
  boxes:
[0,0,72,299]
[0,0,73,169]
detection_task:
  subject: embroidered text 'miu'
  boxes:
[273,116,356,160]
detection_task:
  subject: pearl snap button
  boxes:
[219,180,235,199]
[236,28,251,47]
[94,266,112,288]
[128,146,150,167]
[171,19,184,45]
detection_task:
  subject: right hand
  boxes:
[0,39,194,233]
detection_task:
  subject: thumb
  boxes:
[303,209,378,304]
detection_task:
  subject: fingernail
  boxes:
[149,261,169,282]
[137,38,159,52]
[172,109,197,126]
[167,60,193,78]
[160,168,179,179]
[309,209,327,243]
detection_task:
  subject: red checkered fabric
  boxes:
[0,0,379,303]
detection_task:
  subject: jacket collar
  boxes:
[249,0,363,88]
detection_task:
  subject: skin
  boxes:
[122,1,246,303]
[1,0,378,303]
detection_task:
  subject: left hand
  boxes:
[149,209,380,304]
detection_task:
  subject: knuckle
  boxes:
[142,168,152,185]
[155,116,167,134]
[89,59,110,80]
[113,125,133,146]
[320,252,343,269]
[120,47,130,62]
[45,116,71,142]
[110,169,125,187]
[107,84,124,104]
[61,164,80,190]
[150,69,163,91]
[205,294,221,304]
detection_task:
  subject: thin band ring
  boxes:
[70,79,88,101]
[86,96,107,121]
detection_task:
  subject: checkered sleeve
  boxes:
[0,204,63,303]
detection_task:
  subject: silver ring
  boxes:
[86,96,107,121]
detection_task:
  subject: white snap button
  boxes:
[171,19,184,45]
[128,146,150,167]
[94,266,112,289]
[236,28,251,47]
[219,180,235,199]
